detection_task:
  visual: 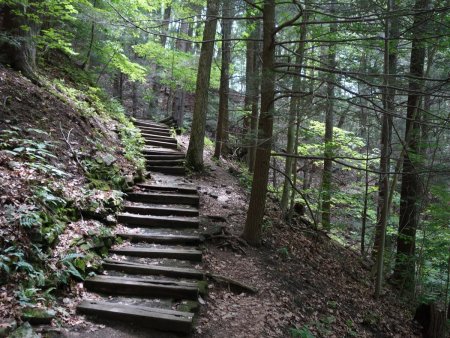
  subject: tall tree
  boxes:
[320,1,337,230]
[280,1,309,213]
[186,0,220,170]
[242,0,276,245]
[392,0,430,292]
[214,1,235,158]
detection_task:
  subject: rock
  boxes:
[125,174,134,186]
[21,307,56,325]
[221,184,227,188]
[225,190,232,194]
[7,161,21,170]
[9,322,39,338]
[210,193,219,199]
[105,215,117,225]
[96,152,116,166]
[0,318,17,338]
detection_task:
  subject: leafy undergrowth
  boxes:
[0,66,144,328]
[176,135,422,338]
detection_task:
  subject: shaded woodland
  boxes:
[0,0,449,337]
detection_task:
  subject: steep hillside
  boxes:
[0,65,145,328]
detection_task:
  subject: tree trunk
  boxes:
[0,3,39,81]
[320,1,337,230]
[241,0,275,246]
[186,0,220,170]
[372,0,399,261]
[213,1,234,158]
[160,6,172,47]
[280,2,308,213]
[392,0,430,292]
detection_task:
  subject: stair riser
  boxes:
[137,184,197,195]
[145,140,178,149]
[144,137,177,144]
[117,233,201,245]
[124,206,199,216]
[147,167,185,175]
[117,215,199,228]
[128,194,199,206]
[110,249,202,261]
[84,280,198,300]
[144,155,185,161]
[103,263,203,279]
[147,160,185,166]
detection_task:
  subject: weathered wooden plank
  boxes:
[118,213,199,228]
[144,154,185,161]
[147,166,185,175]
[110,246,202,261]
[124,204,199,217]
[142,149,183,155]
[144,140,178,149]
[137,183,197,194]
[77,300,193,333]
[103,259,204,279]
[117,232,201,245]
[135,121,167,129]
[147,159,185,167]
[144,136,177,144]
[127,192,199,206]
[84,275,199,299]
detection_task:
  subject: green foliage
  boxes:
[290,326,315,338]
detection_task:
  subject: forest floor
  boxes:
[174,135,422,338]
[0,66,422,337]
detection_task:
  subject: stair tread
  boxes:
[77,300,193,333]
[110,246,202,261]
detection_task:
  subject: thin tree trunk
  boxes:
[372,0,399,261]
[281,2,308,213]
[320,1,337,230]
[247,29,261,173]
[214,1,234,158]
[392,0,430,293]
[242,0,275,246]
[186,0,220,170]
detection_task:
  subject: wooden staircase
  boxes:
[77,119,204,334]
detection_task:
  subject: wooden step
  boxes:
[84,275,198,299]
[103,259,204,279]
[145,140,178,149]
[148,166,185,175]
[118,213,199,228]
[140,130,171,137]
[137,184,197,194]
[77,300,193,333]
[142,149,183,156]
[135,121,167,129]
[144,154,185,160]
[124,204,199,217]
[139,127,170,135]
[147,159,185,167]
[110,246,202,261]
[117,232,201,245]
[143,136,177,144]
[127,192,199,206]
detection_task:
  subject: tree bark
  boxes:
[280,2,308,213]
[0,3,39,81]
[242,0,275,246]
[392,0,430,292]
[186,0,220,170]
[320,1,337,230]
[214,1,234,158]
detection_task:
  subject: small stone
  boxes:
[221,184,227,188]
[7,161,21,170]
[210,193,219,199]
[9,322,39,338]
[225,190,232,194]
[0,318,17,337]
[21,307,56,325]
[105,215,117,225]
